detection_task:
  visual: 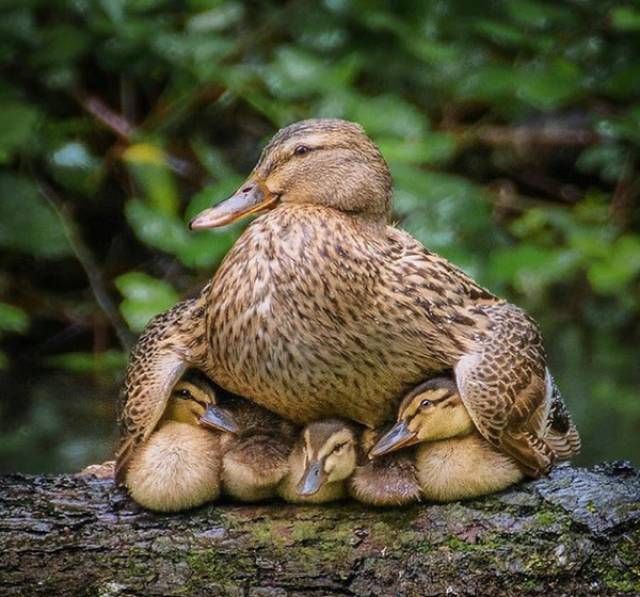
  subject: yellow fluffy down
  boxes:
[416,434,524,502]
[126,422,222,512]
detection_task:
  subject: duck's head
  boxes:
[189,119,392,229]
[163,378,239,434]
[369,377,474,457]
[296,419,358,497]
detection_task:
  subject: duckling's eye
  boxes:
[294,144,310,156]
[420,399,433,409]
[175,389,193,400]
[333,442,348,454]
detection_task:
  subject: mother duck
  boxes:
[116,119,577,482]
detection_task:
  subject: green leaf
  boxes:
[344,94,429,139]
[262,47,358,102]
[378,133,457,165]
[48,141,103,194]
[588,236,640,294]
[0,101,40,162]
[0,303,29,334]
[123,143,179,216]
[505,0,572,30]
[516,60,582,110]
[31,25,90,67]
[475,20,529,47]
[611,7,640,31]
[115,272,179,332]
[126,198,237,269]
[125,199,187,256]
[488,244,581,293]
[187,3,244,32]
[45,350,127,374]
[0,174,70,258]
[577,144,627,183]
[455,65,517,102]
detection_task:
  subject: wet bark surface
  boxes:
[1,462,639,596]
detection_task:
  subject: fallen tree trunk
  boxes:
[1,462,639,595]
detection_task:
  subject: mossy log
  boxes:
[1,462,639,596]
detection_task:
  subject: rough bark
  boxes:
[1,462,639,596]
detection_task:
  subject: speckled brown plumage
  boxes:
[116,118,580,481]
[115,295,208,481]
[203,205,493,426]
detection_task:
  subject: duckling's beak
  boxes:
[296,459,327,496]
[199,405,239,434]
[369,421,417,458]
[189,178,279,229]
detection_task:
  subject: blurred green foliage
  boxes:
[0,0,638,471]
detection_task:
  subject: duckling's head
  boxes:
[163,378,238,434]
[369,378,474,457]
[296,419,358,497]
[190,119,392,229]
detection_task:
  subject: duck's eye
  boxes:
[333,442,348,454]
[420,399,433,409]
[175,388,193,400]
[294,144,310,156]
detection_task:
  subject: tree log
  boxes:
[1,462,639,596]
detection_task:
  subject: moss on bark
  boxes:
[0,462,638,595]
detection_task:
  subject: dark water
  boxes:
[0,366,637,474]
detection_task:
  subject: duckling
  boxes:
[119,118,580,480]
[370,377,580,501]
[278,419,357,504]
[350,429,422,507]
[278,420,421,506]
[124,376,237,512]
[200,396,297,502]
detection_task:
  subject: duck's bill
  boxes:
[189,179,279,229]
[199,405,239,434]
[369,421,418,458]
[296,460,327,497]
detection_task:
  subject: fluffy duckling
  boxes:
[350,429,421,507]
[278,419,357,504]
[125,377,237,512]
[370,378,525,502]
[200,397,297,502]
[279,420,421,506]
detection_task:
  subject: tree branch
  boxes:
[37,179,135,352]
[1,463,639,595]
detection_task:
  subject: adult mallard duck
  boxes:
[370,377,581,501]
[117,118,579,481]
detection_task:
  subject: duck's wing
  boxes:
[455,303,557,478]
[115,297,205,482]
[543,378,581,459]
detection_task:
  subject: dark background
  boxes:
[0,0,638,473]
